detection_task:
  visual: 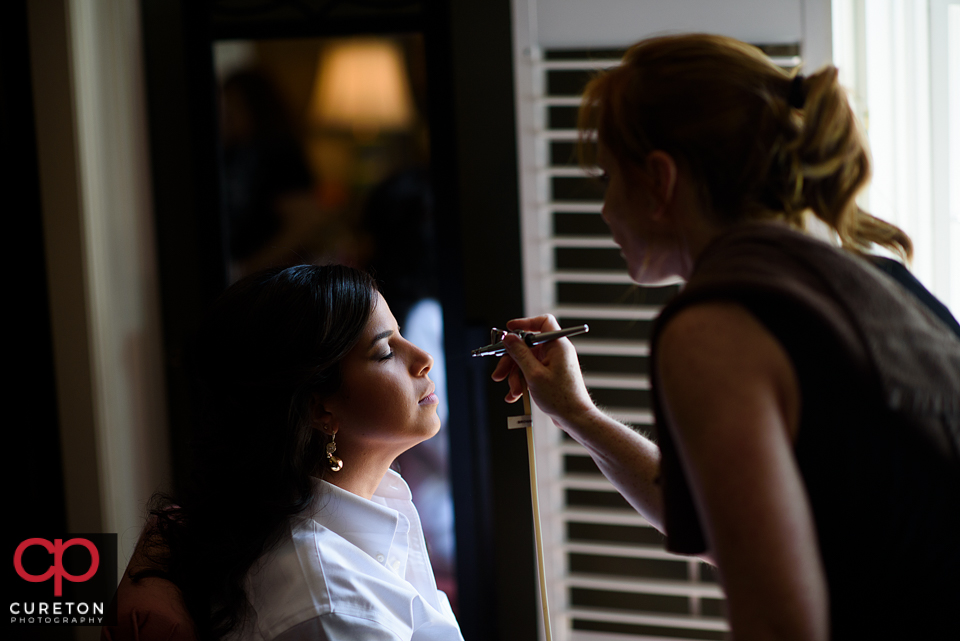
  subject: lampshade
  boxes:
[310,38,415,135]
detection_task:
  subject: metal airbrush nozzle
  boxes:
[470,324,589,357]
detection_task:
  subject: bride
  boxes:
[137,264,462,641]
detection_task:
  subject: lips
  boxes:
[419,393,439,406]
[419,384,438,406]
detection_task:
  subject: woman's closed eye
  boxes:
[378,351,395,362]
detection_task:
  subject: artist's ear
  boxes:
[309,394,338,436]
[644,150,678,219]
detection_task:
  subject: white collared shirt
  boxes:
[235,470,464,641]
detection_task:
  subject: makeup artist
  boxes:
[493,34,960,640]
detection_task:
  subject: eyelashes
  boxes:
[377,326,405,362]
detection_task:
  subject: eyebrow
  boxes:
[369,329,393,349]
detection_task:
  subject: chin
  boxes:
[628,265,685,287]
[627,253,688,287]
[636,273,687,287]
[411,414,442,443]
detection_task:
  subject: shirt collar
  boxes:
[305,470,410,560]
[372,468,413,500]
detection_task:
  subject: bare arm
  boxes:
[657,302,827,641]
[491,315,664,531]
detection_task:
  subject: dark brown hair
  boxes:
[141,264,377,640]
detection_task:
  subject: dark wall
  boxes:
[3,2,70,639]
[4,0,68,538]
[140,0,226,497]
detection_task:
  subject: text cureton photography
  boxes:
[6,533,117,627]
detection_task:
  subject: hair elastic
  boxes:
[788,74,806,109]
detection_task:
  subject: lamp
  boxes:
[309,38,415,137]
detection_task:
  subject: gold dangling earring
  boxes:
[325,433,343,472]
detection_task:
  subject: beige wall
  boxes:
[28,0,171,612]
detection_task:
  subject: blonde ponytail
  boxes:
[791,69,913,260]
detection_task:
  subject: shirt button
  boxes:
[376,554,385,563]
[391,560,401,571]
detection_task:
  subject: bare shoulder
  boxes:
[657,302,784,362]
[656,302,825,639]
[656,301,800,441]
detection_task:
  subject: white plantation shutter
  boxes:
[832,0,960,318]
[510,5,804,639]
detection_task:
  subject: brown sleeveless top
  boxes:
[651,223,960,638]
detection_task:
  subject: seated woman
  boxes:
[139,265,462,641]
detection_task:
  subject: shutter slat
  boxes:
[566,575,725,599]
[561,474,622,491]
[568,608,729,631]
[551,238,619,248]
[551,268,634,281]
[539,59,622,70]
[548,202,604,212]
[569,338,650,355]
[553,305,662,320]
[564,541,683,561]
[583,373,650,390]
[562,507,655,526]
[604,409,655,424]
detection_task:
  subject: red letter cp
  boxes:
[14,538,100,596]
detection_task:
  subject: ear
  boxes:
[644,150,678,218]
[309,394,338,436]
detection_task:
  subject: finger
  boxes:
[502,333,545,377]
[505,368,526,403]
[491,354,516,382]
[506,314,561,332]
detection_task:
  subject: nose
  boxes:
[409,342,433,376]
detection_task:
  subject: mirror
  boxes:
[213,33,457,607]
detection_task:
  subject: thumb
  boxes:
[502,334,542,375]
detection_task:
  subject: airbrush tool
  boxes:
[472,324,589,641]
[470,324,589,357]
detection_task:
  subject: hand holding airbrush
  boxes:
[471,324,589,357]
